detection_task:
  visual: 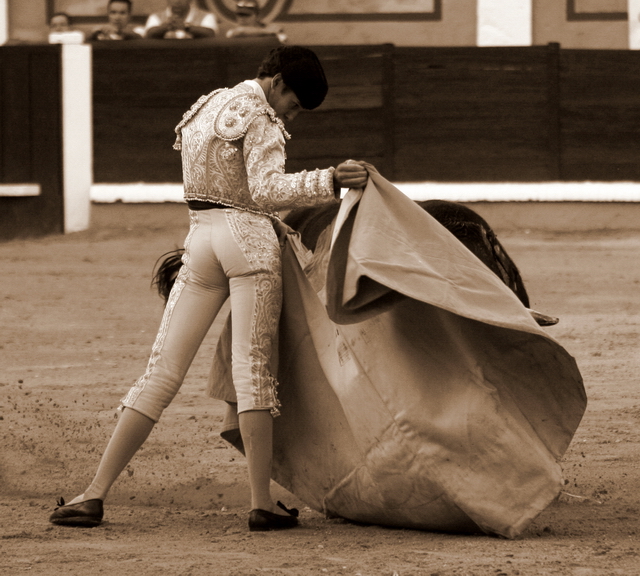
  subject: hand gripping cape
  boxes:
[209,169,586,538]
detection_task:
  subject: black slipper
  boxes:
[248,501,299,531]
[49,497,104,527]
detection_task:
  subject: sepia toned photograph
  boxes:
[1,1,639,574]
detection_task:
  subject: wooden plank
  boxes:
[92,44,389,181]
[560,49,640,180]
[0,45,64,240]
[30,49,63,191]
[287,156,385,175]
[92,43,275,182]
[286,109,385,163]
[94,106,183,182]
[288,109,385,138]
[1,48,32,183]
[316,54,386,87]
[318,85,383,111]
[92,47,229,106]
[28,47,64,236]
[380,45,396,179]
[393,46,552,182]
[545,42,562,180]
[288,134,386,160]
[87,44,640,184]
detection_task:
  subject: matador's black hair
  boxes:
[257,45,328,110]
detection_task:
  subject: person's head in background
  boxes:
[235,0,260,25]
[168,0,192,19]
[227,0,287,43]
[49,12,71,32]
[107,0,134,34]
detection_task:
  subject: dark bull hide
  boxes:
[153,200,558,326]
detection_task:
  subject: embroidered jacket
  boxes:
[174,82,337,217]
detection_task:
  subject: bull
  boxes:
[153,199,558,326]
[150,194,581,538]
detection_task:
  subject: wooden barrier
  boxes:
[560,49,640,181]
[89,41,640,185]
[4,41,640,218]
[0,44,91,241]
[284,44,395,178]
[393,45,560,182]
[0,45,63,240]
[91,39,394,182]
[92,38,281,184]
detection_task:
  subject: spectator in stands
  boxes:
[87,0,142,41]
[49,12,72,33]
[226,0,286,43]
[48,12,85,44]
[144,0,218,39]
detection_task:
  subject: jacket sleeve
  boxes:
[244,114,338,212]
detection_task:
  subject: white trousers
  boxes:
[120,208,283,421]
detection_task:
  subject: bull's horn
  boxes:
[528,309,560,326]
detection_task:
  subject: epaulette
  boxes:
[214,91,290,141]
[173,85,290,150]
[173,88,224,150]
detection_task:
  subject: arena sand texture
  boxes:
[2,201,639,575]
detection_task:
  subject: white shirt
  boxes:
[243,79,267,102]
[144,7,219,34]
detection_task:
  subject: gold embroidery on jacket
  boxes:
[226,210,282,416]
[176,83,337,217]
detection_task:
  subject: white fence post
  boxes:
[477,0,532,46]
[0,0,8,45]
[61,43,93,234]
[629,0,640,49]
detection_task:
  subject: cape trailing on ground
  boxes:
[210,169,586,538]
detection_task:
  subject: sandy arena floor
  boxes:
[1,201,639,575]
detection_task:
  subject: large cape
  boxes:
[208,170,586,538]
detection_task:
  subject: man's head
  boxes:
[50,12,71,32]
[168,0,191,17]
[108,0,132,32]
[235,0,259,17]
[257,46,328,112]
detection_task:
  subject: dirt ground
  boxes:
[1,201,639,576]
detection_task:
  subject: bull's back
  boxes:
[284,198,530,308]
